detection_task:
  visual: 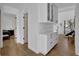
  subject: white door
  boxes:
[24,13,28,43]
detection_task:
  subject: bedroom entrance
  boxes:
[0,11,18,55]
[2,13,16,41]
[3,13,16,38]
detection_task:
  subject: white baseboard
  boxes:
[28,46,39,54]
[0,41,3,48]
[75,50,79,56]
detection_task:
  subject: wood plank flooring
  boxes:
[1,36,42,56]
[0,35,75,56]
[0,49,1,56]
[47,35,75,56]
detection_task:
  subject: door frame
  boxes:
[23,13,28,44]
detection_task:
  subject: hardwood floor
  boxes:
[47,35,75,56]
[0,35,75,56]
[0,49,1,56]
[1,36,42,56]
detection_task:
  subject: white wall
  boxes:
[15,3,49,54]
[0,8,4,48]
[16,12,24,44]
[2,13,15,30]
[38,3,47,22]
[75,4,79,55]
[28,4,40,53]
[58,7,75,34]
[24,3,48,53]
[0,9,3,48]
[3,6,19,15]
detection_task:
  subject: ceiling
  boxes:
[0,3,30,10]
[55,3,76,8]
[0,3,77,10]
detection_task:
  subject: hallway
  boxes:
[0,35,75,56]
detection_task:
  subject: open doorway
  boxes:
[1,12,17,55]
[57,6,76,55]
[2,13,16,40]
[64,17,75,41]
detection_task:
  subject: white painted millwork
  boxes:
[38,4,58,55]
[39,22,58,55]
[75,4,79,55]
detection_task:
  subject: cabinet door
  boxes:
[53,4,58,23]
[47,4,58,22]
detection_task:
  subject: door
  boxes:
[24,13,28,43]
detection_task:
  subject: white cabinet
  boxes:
[47,3,58,23]
[39,22,58,55]
[52,4,58,23]
[38,3,58,55]
[40,33,58,55]
[38,3,58,22]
